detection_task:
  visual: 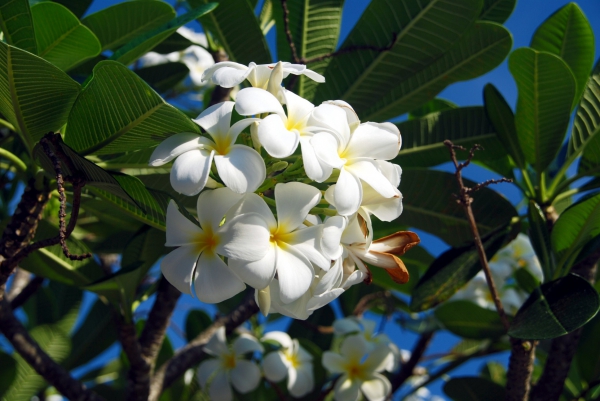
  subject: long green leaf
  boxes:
[3,325,71,401]
[64,61,199,155]
[109,3,218,66]
[400,169,517,247]
[528,201,555,282]
[0,41,80,151]
[30,2,101,71]
[395,106,509,171]
[435,301,507,339]
[0,352,17,397]
[509,47,575,174]
[530,3,594,108]
[577,313,600,383]
[23,281,82,334]
[190,0,270,64]
[362,22,512,121]
[52,0,93,19]
[272,0,343,100]
[572,59,600,174]
[484,83,525,168]
[81,0,175,51]
[509,273,600,340]
[444,377,505,401]
[315,0,482,108]
[408,98,457,119]
[479,0,516,24]
[136,62,190,93]
[0,0,36,54]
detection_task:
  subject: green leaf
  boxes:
[400,169,518,247]
[190,0,270,65]
[527,200,555,281]
[0,41,80,151]
[435,301,507,339]
[23,280,82,333]
[62,299,117,370]
[444,377,505,401]
[315,0,482,111]
[530,3,595,108]
[0,0,36,54]
[288,305,334,350]
[370,245,434,295]
[19,220,105,287]
[0,352,17,397]
[396,106,510,173]
[110,3,218,67]
[551,192,600,272]
[572,59,600,175]
[360,21,512,121]
[272,0,343,101]
[408,98,457,119]
[81,1,175,51]
[576,313,600,383]
[513,267,540,294]
[30,2,101,71]
[479,0,516,24]
[508,273,600,340]
[136,62,190,93]
[152,31,194,54]
[483,83,525,169]
[185,310,212,341]
[3,325,71,401]
[51,0,93,19]
[410,224,513,311]
[64,61,199,155]
[509,47,576,173]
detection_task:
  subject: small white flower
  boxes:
[198,327,264,401]
[262,331,314,397]
[322,334,392,401]
[149,101,264,195]
[201,61,325,89]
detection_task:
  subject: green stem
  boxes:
[0,118,15,131]
[547,160,573,198]
[540,172,548,202]
[262,195,276,207]
[520,168,536,198]
[550,167,600,200]
[309,207,337,216]
[0,148,27,173]
[552,188,579,206]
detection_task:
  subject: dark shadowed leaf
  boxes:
[444,377,505,401]
[0,0,36,53]
[52,0,93,18]
[528,200,555,281]
[509,273,600,340]
[0,352,17,397]
[185,310,213,341]
[435,301,507,339]
[577,313,600,383]
[479,0,516,23]
[136,62,190,93]
[288,304,335,350]
[152,31,194,54]
[409,98,457,119]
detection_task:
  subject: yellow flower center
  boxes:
[344,360,366,381]
[221,352,237,370]
[194,226,220,255]
[212,135,232,155]
[284,350,300,368]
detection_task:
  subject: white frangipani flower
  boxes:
[201,61,325,89]
[227,182,340,304]
[149,101,264,195]
[198,327,264,401]
[311,120,402,216]
[322,334,392,401]
[160,189,271,303]
[262,331,314,397]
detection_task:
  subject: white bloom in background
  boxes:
[405,387,445,401]
[181,45,215,87]
[322,334,392,401]
[160,189,271,303]
[227,183,338,304]
[149,101,264,195]
[198,327,264,401]
[491,233,543,281]
[311,121,402,216]
[262,331,314,397]
[201,61,325,89]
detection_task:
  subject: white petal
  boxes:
[270,283,312,320]
[196,187,244,229]
[228,247,277,290]
[313,262,343,295]
[149,133,210,166]
[276,245,315,304]
[235,87,285,117]
[300,136,333,182]
[311,132,345,168]
[193,101,234,137]
[246,63,271,88]
[322,352,346,374]
[288,364,314,397]
[321,216,346,260]
[193,252,245,303]
[335,378,361,401]
[226,193,277,229]
[297,67,325,83]
[197,359,221,387]
[334,168,362,216]
[203,61,250,87]
[227,118,261,144]
[204,326,228,356]
[165,200,202,246]
[375,160,401,188]
[347,160,399,199]
[361,373,392,401]
[261,331,293,349]
[275,182,322,232]
[333,318,362,335]
[170,149,214,196]
[341,334,369,361]
[230,360,262,393]
[257,114,299,158]
[306,289,344,312]
[214,145,266,193]
[283,89,314,125]
[346,122,400,160]
[160,245,197,295]
[362,196,403,222]
[233,333,264,355]
[309,104,351,145]
[262,351,288,382]
[216,213,271,262]
[364,344,393,373]
[208,370,233,401]
[285,226,330,270]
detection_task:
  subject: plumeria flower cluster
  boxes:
[452,234,543,314]
[149,59,420,319]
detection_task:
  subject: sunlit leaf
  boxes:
[572,59,600,175]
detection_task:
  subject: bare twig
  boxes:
[9,276,45,310]
[0,297,105,401]
[353,290,392,317]
[390,331,435,393]
[280,0,301,64]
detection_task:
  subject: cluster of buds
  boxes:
[150,60,419,319]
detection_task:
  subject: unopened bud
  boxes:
[267,61,284,99]
[267,161,288,175]
[257,286,271,316]
[250,121,261,152]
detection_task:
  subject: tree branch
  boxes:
[114,313,151,401]
[149,294,259,401]
[390,331,435,393]
[9,276,45,310]
[0,297,105,401]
